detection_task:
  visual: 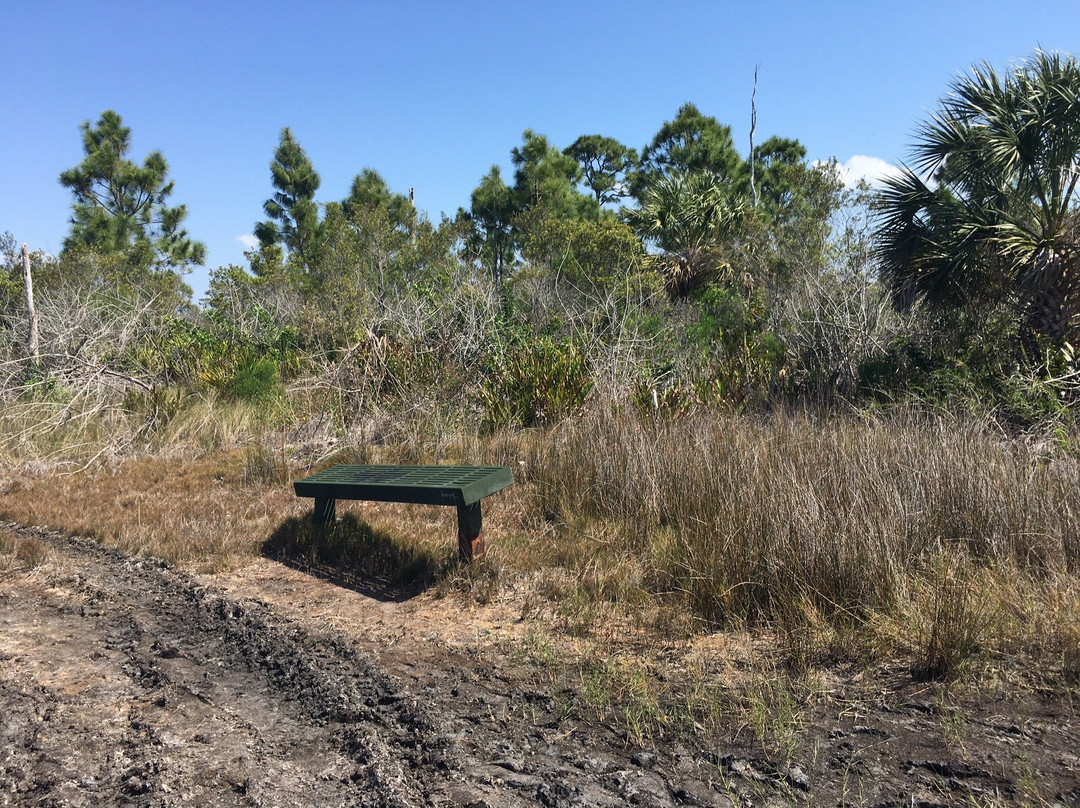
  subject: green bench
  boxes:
[293,464,515,561]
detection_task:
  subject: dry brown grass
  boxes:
[0,527,49,571]
[0,438,526,582]
[0,454,292,571]
[14,535,49,568]
[524,405,1080,683]
[2,399,1079,689]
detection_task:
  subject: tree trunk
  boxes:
[1025,247,1077,344]
[409,188,416,247]
[749,65,759,209]
[21,243,39,360]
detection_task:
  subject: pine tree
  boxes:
[59,110,205,272]
[255,127,323,268]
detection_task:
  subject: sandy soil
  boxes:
[1,521,1078,807]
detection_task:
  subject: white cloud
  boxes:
[236,234,259,250]
[835,155,905,190]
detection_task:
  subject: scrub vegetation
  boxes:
[3,50,1080,767]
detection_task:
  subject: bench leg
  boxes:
[313,496,336,525]
[457,502,484,562]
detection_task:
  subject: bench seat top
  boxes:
[293,464,514,508]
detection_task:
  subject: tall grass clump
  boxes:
[527,405,1080,654]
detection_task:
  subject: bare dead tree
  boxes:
[0,285,169,461]
[21,244,39,360]
[749,65,760,209]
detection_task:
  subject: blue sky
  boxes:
[2,0,1078,301]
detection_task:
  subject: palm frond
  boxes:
[874,50,1080,342]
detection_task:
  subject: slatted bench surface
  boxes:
[293,464,514,508]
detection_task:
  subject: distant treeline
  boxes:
[3,50,1079,428]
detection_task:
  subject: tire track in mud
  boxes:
[7,521,1076,807]
[0,522,443,807]
[0,523,735,808]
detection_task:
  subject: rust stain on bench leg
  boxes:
[457,502,484,562]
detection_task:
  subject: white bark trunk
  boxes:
[22,243,39,359]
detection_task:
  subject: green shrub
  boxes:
[480,330,592,429]
[228,357,281,402]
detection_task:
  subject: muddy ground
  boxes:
[1,521,1078,807]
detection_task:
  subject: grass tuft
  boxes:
[242,442,291,487]
[911,554,996,681]
[15,536,49,568]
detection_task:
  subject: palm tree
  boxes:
[876,50,1080,344]
[626,171,745,299]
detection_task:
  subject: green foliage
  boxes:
[64,247,194,311]
[343,168,415,235]
[745,135,810,220]
[626,171,745,298]
[564,135,638,206]
[687,285,786,406]
[228,356,281,402]
[480,322,593,428]
[131,316,231,388]
[303,204,470,352]
[632,103,744,200]
[204,264,259,322]
[520,215,649,295]
[626,280,791,415]
[511,130,598,220]
[21,64,1080,435]
[850,298,1080,423]
[0,234,46,325]
[203,266,303,374]
[255,127,324,269]
[58,110,204,278]
[462,165,517,284]
[876,50,1080,346]
[0,234,22,315]
[463,130,604,287]
[124,311,297,402]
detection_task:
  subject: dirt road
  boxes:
[1,522,1078,806]
[0,524,733,807]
